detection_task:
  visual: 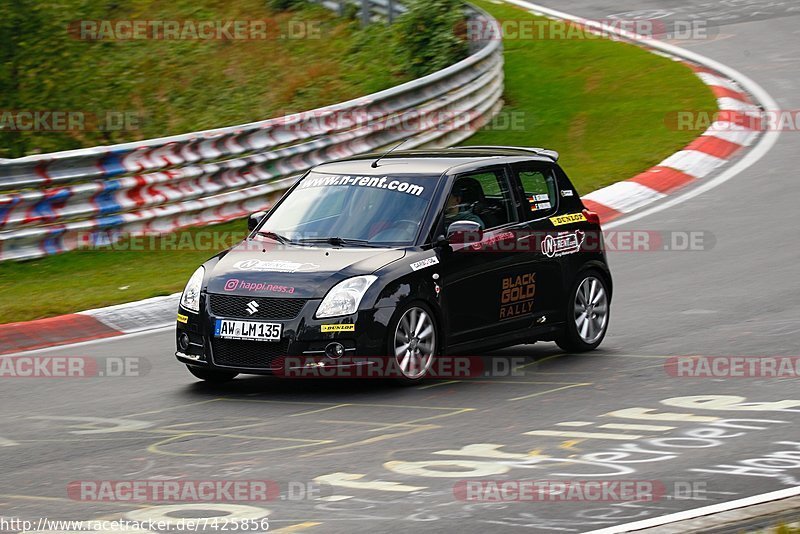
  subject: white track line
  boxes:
[583,486,800,534]
[503,0,781,231]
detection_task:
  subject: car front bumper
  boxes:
[175,296,395,376]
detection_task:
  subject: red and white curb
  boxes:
[0,294,179,355]
[503,0,778,228]
[583,66,761,222]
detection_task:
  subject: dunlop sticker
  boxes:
[550,213,587,226]
[177,314,188,324]
[321,324,355,332]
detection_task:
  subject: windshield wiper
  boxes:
[256,231,294,245]
[296,237,377,247]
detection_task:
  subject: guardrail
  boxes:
[310,0,407,23]
[0,3,503,261]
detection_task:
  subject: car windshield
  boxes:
[258,171,439,246]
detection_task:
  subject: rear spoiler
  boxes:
[451,145,559,161]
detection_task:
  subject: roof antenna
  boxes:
[371,139,410,168]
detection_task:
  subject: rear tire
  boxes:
[556,270,610,353]
[186,365,238,383]
[388,302,439,385]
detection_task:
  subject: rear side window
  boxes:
[516,166,558,220]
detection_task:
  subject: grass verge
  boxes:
[0,1,717,323]
[0,0,410,158]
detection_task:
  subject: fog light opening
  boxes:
[178,333,190,351]
[325,342,345,360]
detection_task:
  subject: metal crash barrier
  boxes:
[0,3,503,261]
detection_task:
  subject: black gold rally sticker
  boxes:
[500,273,536,320]
[550,213,587,226]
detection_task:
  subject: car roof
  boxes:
[312,147,559,176]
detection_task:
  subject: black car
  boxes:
[176,146,612,383]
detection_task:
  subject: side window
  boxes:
[445,169,518,231]
[516,166,558,220]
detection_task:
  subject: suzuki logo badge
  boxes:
[246,300,260,315]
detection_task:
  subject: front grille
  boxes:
[208,294,307,320]
[211,338,290,369]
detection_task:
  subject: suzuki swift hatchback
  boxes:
[176,147,612,383]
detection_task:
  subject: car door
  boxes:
[438,166,532,346]
[509,161,566,325]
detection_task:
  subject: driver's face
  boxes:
[446,193,462,216]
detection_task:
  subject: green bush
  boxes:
[0,0,408,159]
[393,0,469,77]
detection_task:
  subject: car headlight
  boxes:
[316,275,378,319]
[180,266,205,313]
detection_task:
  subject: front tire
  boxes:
[556,271,610,353]
[186,365,238,383]
[389,302,439,384]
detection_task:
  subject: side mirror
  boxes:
[248,211,267,232]
[446,220,483,245]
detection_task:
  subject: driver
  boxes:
[444,178,485,231]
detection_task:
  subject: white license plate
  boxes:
[214,319,282,341]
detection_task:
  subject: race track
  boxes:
[2,1,798,532]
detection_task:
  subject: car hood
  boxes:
[206,240,406,298]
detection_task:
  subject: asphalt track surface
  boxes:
[2,1,799,533]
